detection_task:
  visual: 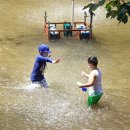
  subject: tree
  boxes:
[83,0,130,24]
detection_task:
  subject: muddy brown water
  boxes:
[0,0,130,130]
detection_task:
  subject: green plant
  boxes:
[83,0,130,24]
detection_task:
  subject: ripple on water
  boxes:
[1,84,121,130]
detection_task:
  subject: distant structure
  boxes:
[44,1,94,40]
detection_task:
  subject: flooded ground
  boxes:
[0,0,130,130]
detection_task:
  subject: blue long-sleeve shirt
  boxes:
[31,55,53,82]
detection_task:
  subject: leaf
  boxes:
[106,5,112,12]
[106,0,121,10]
[122,15,128,24]
[106,12,111,18]
[105,1,115,12]
[83,0,105,11]
[90,4,99,11]
[111,10,118,18]
[127,7,130,16]
[113,0,120,7]
[98,0,106,6]
[127,2,130,6]
[106,10,118,19]
[117,8,127,20]
[126,2,130,16]
[83,3,94,10]
[105,1,115,8]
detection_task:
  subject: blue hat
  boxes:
[38,44,51,53]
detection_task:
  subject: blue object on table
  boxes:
[82,87,87,92]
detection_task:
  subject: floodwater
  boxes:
[0,0,130,130]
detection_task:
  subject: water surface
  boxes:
[0,0,130,130]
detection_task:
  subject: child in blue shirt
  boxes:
[31,44,61,87]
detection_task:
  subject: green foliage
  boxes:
[83,3,97,13]
[83,0,105,13]
[83,0,130,24]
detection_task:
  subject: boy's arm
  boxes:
[52,58,61,63]
[77,72,96,88]
[39,56,61,63]
[81,71,90,78]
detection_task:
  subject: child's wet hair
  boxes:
[88,56,98,66]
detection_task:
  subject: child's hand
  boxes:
[81,71,86,76]
[77,82,82,87]
[55,58,61,63]
[81,71,89,78]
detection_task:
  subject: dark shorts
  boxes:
[32,79,48,88]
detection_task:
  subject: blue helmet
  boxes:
[38,44,51,53]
